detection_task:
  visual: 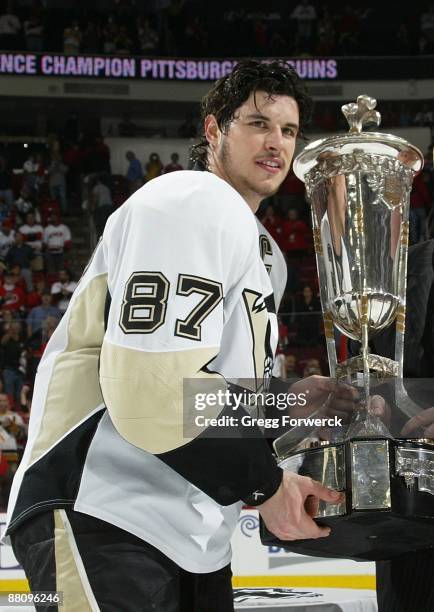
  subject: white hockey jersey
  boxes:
[6,171,287,572]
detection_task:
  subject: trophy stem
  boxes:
[346,319,392,439]
[361,320,370,407]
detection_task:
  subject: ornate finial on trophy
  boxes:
[341,95,381,134]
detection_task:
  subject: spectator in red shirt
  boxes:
[164,153,183,174]
[282,208,310,257]
[0,270,26,313]
[278,170,306,213]
[8,265,27,293]
[83,135,111,177]
[26,279,46,310]
[280,171,305,197]
[260,204,285,249]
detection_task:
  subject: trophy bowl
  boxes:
[260,96,434,561]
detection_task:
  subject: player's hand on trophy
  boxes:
[257,471,343,541]
[400,407,434,438]
[289,375,358,424]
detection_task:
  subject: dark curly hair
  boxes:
[190,58,313,169]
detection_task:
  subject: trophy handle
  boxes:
[393,217,420,418]
[311,218,338,378]
[395,219,409,377]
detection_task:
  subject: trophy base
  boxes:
[260,513,434,561]
[260,437,434,561]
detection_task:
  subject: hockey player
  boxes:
[6,59,346,611]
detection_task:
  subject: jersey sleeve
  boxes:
[99,172,282,506]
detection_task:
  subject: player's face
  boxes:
[207,91,300,212]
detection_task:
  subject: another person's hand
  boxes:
[400,407,434,438]
[288,375,358,423]
[257,470,343,541]
[367,394,391,427]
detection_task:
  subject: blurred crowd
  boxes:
[0,0,433,58]
[0,136,202,506]
[124,149,183,194]
[0,138,84,505]
[314,102,434,134]
[83,148,186,236]
[111,103,434,141]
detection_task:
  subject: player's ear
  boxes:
[204,115,221,148]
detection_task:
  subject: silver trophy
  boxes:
[261,96,434,560]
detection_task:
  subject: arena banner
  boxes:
[0,511,375,593]
[231,509,376,590]
[0,53,339,80]
[0,53,430,82]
